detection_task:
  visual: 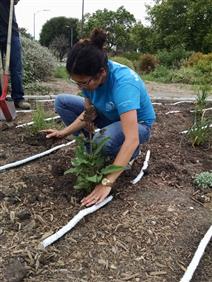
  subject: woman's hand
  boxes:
[42,129,66,139]
[81,184,112,207]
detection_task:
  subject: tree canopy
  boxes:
[40,17,79,48]
[146,0,212,52]
[83,6,136,52]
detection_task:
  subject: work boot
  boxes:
[15,100,31,110]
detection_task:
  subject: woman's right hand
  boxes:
[42,129,66,139]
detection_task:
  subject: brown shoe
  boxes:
[15,100,31,110]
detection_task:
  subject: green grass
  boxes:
[54,65,69,79]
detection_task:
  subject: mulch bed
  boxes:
[0,100,211,282]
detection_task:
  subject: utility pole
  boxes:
[81,0,84,37]
[33,9,50,40]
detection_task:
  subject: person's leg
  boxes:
[54,93,85,127]
[93,121,151,160]
[10,35,24,102]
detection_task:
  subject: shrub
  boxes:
[186,52,206,66]
[139,53,159,73]
[171,67,198,84]
[121,51,141,62]
[142,65,173,83]
[21,36,57,84]
[194,171,212,189]
[185,52,204,66]
[157,47,191,68]
[111,56,135,70]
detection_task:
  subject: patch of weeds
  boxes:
[194,171,212,189]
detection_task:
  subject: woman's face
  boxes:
[71,68,107,91]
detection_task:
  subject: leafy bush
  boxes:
[142,65,173,83]
[185,52,212,66]
[121,51,141,62]
[139,53,159,73]
[111,56,135,70]
[194,171,212,189]
[185,52,204,66]
[65,134,123,193]
[156,47,191,68]
[171,67,199,84]
[21,36,57,84]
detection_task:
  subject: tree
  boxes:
[146,0,212,52]
[129,22,154,53]
[40,17,79,48]
[83,6,136,52]
[19,27,33,40]
[49,34,69,62]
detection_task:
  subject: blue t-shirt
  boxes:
[83,60,156,127]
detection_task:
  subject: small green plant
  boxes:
[194,171,212,189]
[187,118,211,146]
[64,134,123,193]
[65,106,123,193]
[29,104,59,135]
[187,85,212,146]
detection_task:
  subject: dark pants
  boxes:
[0,35,24,103]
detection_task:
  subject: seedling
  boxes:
[187,84,211,146]
[28,104,60,135]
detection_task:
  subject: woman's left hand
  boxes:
[81,184,112,207]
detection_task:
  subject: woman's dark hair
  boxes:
[66,28,108,76]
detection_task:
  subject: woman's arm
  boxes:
[45,98,95,138]
[103,110,139,183]
[81,110,139,206]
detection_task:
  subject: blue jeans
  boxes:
[0,35,24,102]
[55,94,151,159]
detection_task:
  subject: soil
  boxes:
[0,97,212,282]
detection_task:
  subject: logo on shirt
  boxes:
[105,101,115,111]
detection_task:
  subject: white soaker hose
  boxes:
[41,195,113,248]
[0,140,75,172]
[131,150,150,185]
[16,116,60,128]
[180,225,212,282]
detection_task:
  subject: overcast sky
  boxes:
[15,0,154,39]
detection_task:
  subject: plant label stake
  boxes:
[0,0,16,121]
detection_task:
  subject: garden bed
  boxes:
[0,100,211,282]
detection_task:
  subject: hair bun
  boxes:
[90,28,106,49]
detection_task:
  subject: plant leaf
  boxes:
[101,164,124,175]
